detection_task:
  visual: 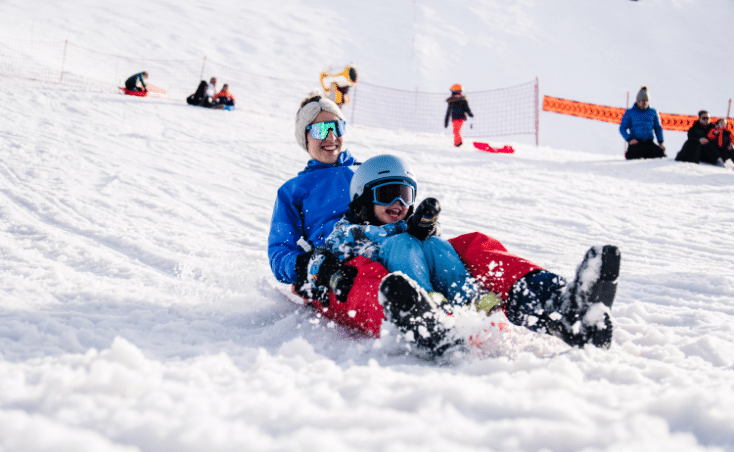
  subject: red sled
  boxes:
[118,84,167,97]
[119,87,148,97]
[473,142,515,154]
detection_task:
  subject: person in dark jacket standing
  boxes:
[619,86,666,159]
[125,72,148,92]
[444,84,474,147]
[674,110,723,165]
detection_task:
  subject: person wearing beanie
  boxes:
[619,86,666,160]
[267,95,622,357]
[444,84,474,147]
[268,95,355,287]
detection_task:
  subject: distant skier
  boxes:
[125,71,149,93]
[619,86,666,160]
[444,84,473,147]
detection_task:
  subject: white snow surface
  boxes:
[1,1,734,451]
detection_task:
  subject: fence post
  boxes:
[534,76,539,146]
[59,39,68,84]
[623,91,629,153]
[200,56,207,80]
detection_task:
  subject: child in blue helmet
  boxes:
[309,154,491,309]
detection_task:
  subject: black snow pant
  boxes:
[721,148,734,163]
[675,140,722,165]
[625,140,666,160]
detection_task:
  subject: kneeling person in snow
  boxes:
[125,71,148,92]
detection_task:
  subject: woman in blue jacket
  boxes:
[268,96,355,284]
[619,86,666,159]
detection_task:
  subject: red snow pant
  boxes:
[452,119,465,146]
[301,232,543,338]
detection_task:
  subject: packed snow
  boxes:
[1,1,733,451]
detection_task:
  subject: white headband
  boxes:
[294,97,345,150]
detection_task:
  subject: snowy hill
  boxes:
[1,1,734,451]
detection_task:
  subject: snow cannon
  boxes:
[320,65,358,106]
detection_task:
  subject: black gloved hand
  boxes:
[311,248,358,303]
[407,197,441,241]
[296,248,357,304]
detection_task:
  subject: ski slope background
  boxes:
[1,1,733,451]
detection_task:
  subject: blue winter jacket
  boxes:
[619,104,664,143]
[268,150,357,284]
[325,218,408,264]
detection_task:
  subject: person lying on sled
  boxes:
[267,95,621,357]
[125,71,148,93]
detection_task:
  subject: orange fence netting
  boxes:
[543,96,734,133]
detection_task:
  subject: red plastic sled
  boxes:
[119,84,168,97]
[119,87,148,97]
[473,142,515,154]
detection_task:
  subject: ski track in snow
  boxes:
[1,0,734,451]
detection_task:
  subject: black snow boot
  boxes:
[565,245,620,349]
[506,246,621,349]
[379,272,461,357]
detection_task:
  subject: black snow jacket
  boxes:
[687,120,715,142]
[444,94,473,127]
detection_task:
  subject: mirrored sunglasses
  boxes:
[306,120,346,140]
[371,182,415,207]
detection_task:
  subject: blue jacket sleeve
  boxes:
[268,186,305,284]
[619,110,632,141]
[652,109,664,143]
[138,73,148,91]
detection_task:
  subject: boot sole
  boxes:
[597,245,621,309]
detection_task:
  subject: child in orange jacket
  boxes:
[444,84,473,147]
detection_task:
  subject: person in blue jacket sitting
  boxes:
[619,86,666,160]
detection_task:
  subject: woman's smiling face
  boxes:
[306,111,344,164]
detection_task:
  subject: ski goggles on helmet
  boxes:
[305,120,346,140]
[371,181,415,207]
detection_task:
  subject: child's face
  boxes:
[374,200,409,225]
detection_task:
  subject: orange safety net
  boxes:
[543,96,734,133]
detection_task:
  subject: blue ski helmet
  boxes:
[350,155,417,202]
